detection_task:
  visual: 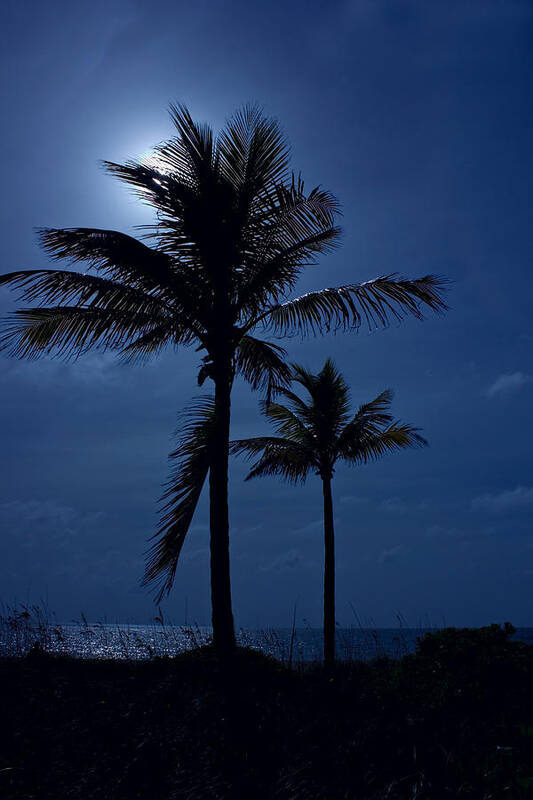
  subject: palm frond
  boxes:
[118,322,178,363]
[35,228,210,339]
[338,421,427,465]
[287,363,314,393]
[247,180,340,287]
[37,228,177,297]
[104,163,238,285]
[230,435,297,458]
[234,335,291,401]
[143,396,215,603]
[275,176,341,229]
[289,360,351,457]
[144,135,198,190]
[336,389,395,450]
[246,450,314,483]
[0,268,172,316]
[273,385,313,420]
[237,225,341,320]
[168,103,215,186]
[217,105,290,201]
[0,306,170,359]
[237,177,341,308]
[355,388,394,417]
[230,435,314,484]
[260,274,447,337]
[263,401,314,447]
[234,361,427,487]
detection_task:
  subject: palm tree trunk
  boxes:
[209,362,236,658]
[322,474,335,668]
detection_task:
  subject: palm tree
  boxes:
[0,104,446,658]
[230,359,427,667]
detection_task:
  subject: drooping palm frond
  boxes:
[0,269,172,315]
[117,321,178,364]
[0,255,208,355]
[229,435,294,458]
[0,263,199,359]
[338,421,427,465]
[260,274,447,337]
[231,436,315,484]
[234,335,291,400]
[37,228,178,297]
[0,306,171,360]
[143,396,216,603]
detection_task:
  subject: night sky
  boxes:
[1,0,532,629]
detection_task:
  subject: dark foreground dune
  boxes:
[1,624,532,799]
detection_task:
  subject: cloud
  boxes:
[426,524,461,538]
[289,519,324,537]
[0,499,107,585]
[426,524,495,540]
[181,547,209,564]
[486,372,531,397]
[2,352,123,386]
[379,497,409,514]
[472,486,533,513]
[0,499,105,544]
[260,548,310,572]
[377,545,403,563]
[339,495,369,505]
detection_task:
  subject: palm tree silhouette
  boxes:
[0,105,445,657]
[230,359,427,667]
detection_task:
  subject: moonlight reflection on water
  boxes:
[2,613,532,662]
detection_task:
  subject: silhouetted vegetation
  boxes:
[231,359,426,668]
[2,623,531,798]
[0,602,436,662]
[0,104,447,659]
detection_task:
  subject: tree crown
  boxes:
[231,359,427,481]
[1,104,446,401]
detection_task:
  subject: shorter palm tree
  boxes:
[230,359,427,668]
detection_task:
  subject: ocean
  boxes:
[2,618,532,662]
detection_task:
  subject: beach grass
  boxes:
[1,621,532,798]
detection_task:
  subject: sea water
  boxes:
[1,620,532,662]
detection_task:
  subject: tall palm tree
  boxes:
[230,359,427,667]
[0,104,445,658]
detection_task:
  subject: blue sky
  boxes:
[1,0,532,627]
